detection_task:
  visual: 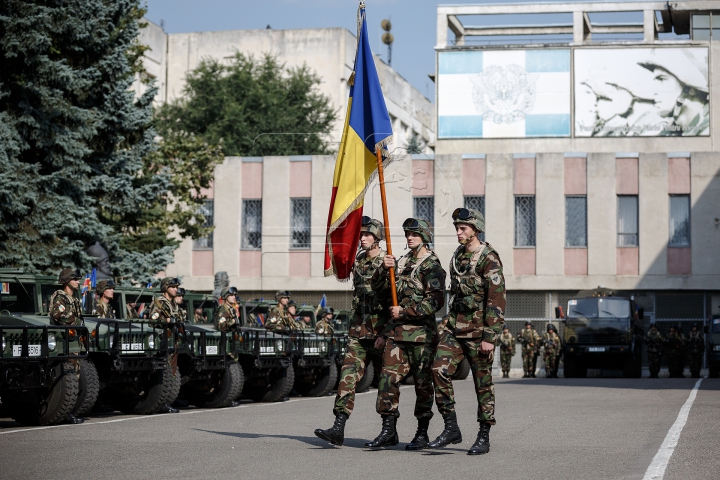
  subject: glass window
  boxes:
[693,14,710,28]
[290,198,311,249]
[565,196,587,247]
[566,297,631,319]
[669,195,690,246]
[617,195,638,246]
[692,14,711,39]
[514,196,535,247]
[242,199,262,249]
[464,196,485,242]
[193,199,214,250]
[413,196,434,227]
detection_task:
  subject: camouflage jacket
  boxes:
[93,299,115,319]
[499,331,516,354]
[542,331,561,354]
[518,328,541,352]
[215,303,239,331]
[148,295,181,324]
[315,318,334,336]
[350,249,391,339]
[446,243,506,342]
[265,305,296,332]
[49,290,83,326]
[665,332,685,354]
[686,331,705,354]
[375,250,446,343]
[177,307,188,323]
[645,330,665,354]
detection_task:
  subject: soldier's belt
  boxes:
[451,302,479,313]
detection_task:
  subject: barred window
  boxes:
[413,196,434,226]
[617,195,638,246]
[669,195,690,246]
[464,196,485,242]
[514,196,535,247]
[291,198,311,249]
[193,199,214,250]
[565,196,587,247]
[242,199,262,249]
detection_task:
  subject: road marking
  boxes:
[642,377,704,480]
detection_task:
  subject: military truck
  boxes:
[560,288,644,378]
[707,315,720,378]
[332,308,375,393]
[293,304,340,397]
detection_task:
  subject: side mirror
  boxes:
[555,306,564,319]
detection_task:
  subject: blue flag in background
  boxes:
[319,294,327,309]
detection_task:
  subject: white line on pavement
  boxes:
[642,377,704,480]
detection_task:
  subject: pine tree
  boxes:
[405,130,424,154]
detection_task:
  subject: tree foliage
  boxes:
[155,53,338,156]
[405,131,424,154]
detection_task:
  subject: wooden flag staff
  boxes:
[375,148,398,307]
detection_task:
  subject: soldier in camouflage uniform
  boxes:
[175,287,188,323]
[265,291,296,332]
[665,325,686,378]
[428,208,505,456]
[365,218,446,450]
[518,321,541,378]
[686,323,704,378]
[92,279,116,318]
[541,324,561,378]
[499,325,515,378]
[645,323,664,378]
[315,217,391,447]
[315,308,335,336]
[215,287,240,331]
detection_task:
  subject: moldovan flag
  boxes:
[324,4,393,280]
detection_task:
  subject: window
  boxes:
[242,199,262,249]
[193,199,214,249]
[617,195,638,246]
[464,196,485,242]
[565,196,587,247]
[514,196,535,247]
[692,14,712,40]
[669,195,690,246]
[290,198,311,249]
[413,197,434,226]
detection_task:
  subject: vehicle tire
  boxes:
[452,358,471,380]
[7,361,79,426]
[249,364,295,402]
[113,367,174,415]
[295,363,338,397]
[356,363,375,393]
[73,359,100,417]
[709,364,719,378]
[185,361,244,408]
[160,368,182,408]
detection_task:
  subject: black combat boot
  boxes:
[467,422,491,455]
[159,404,179,414]
[405,417,431,450]
[314,413,348,446]
[66,414,84,425]
[428,411,462,448]
[364,415,399,448]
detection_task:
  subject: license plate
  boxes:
[13,345,41,357]
[588,347,606,352]
[306,347,318,354]
[206,346,218,355]
[259,346,274,354]
[122,343,144,351]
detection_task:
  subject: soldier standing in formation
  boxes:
[665,325,686,378]
[365,218,446,450]
[315,308,335,335]
[215,287,239,331]
[498,325,515,378]
[93,279,116,318]
[175,287,188,323]
[542,324,561,378]
[646,323,664,378]
[686,323,704,378]
[265,291,296,332]
[315,217,391,446]
[518,321,541,378]
[429,208,505,455]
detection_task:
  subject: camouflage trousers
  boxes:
[431,331,495,424]
[376,338,435,420]
[500,351,513,373]
[522,349,537,374]
[333,338,383,417]
[543,350,559,374]
[648,352,661,376]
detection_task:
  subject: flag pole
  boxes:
[375,148,398,307]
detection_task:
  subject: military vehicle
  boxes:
[332,308,375,392]
[559,288,644,378]
[293,304,340,397]
[707,315,720,378]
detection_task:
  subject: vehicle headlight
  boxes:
[47,333,57,352]
[714,345,720,352]
[147,334,155,349]
[319,342,327,353]
[1,335,5,351]
[275,339,284,352]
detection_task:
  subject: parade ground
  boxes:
[1,376,717,480]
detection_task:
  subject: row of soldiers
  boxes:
[498,322,562,378]
[646,323,705,378]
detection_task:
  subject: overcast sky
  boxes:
[144,0,688,102]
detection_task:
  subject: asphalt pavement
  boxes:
[0,376,718,480]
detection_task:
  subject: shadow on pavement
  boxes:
[194,428,386,450]
[496,377,720,390]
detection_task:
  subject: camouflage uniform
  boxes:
[686,327,705,378]
[215,303,239,332]
[518,326,541,377]
[375,250,446,420]
[665,330,686,378]
[315,318,334,336]
[49,290,83,326]
[93,280,116,318]
[541,329,561,378]
[333,249,391,418]
[499,330,515,377]
[645,328,664,378]
[265,304,296,332]
[146,278,181,413]
[432,243,505,425]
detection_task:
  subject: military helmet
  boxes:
[287,300,297,308]
[691,322,699,329]
[402,218,433,244]
[547,323,556,332]
[176,287,186,296]
[96,279,116,294]
[452,207,485,233]
[58,267,82,285]
[502,325,509,331]
[221,286,238,299]
[160,277,181,292]
[322,307,334,316]
[275,290,291,301]
[360,216,385,241]
[525,321,533,327]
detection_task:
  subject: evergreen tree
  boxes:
[405,130,424,154]
[155,53,338,156]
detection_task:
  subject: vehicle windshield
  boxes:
[296,310,316,329]
[567,297,631,319]
[244,305,269,327]
[0,281,37,313]
[189,298,217,325]
[712,317,720,333]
